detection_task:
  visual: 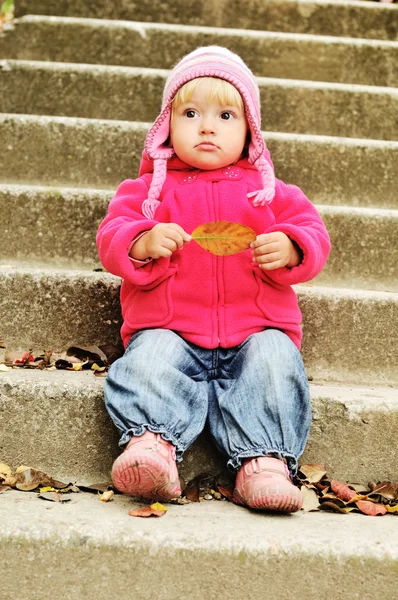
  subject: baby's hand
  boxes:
[130,223,191,260]
[251,232,301,270]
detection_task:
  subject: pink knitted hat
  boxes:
[142,46,275,219]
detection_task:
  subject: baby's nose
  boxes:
[200,117,216,134]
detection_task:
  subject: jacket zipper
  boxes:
[212,182,221,346]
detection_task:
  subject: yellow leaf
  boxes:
[385,504,398,514]
[99,489,114,502]
[39,486,55,493]
[72,363,82,371]
[0,463,12,476]
[150,502,167,512]
[191,221,256,256]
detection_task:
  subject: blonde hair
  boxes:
[171,77,244,110]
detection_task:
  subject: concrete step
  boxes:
[2,491,398,600]
[0,369,397,483]
[315,205,398,292]
[1,60,398,141]
[1,185,397,292]
[1,114,397,208]
[2,17,398,87]
[14,0,398,41]
[0,265,397,383]
[0,184,108,270]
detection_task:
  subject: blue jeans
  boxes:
[104,328,311,476]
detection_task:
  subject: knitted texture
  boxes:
[142,46,275,218]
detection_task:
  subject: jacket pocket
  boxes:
[253,269,301,325]
[125,271,176,328]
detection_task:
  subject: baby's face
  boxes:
[170,78,248,171]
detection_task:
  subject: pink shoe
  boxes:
[233,456,302,513]
[111,431,182,501]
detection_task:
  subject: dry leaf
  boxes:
[67,346,107,363]
[0,364,11,372]
[0,485,11,493]
[301,486,320,512]
[129,502,167,517]
[78,482,113,493]
[99,490,114,502]
[299,464,327,484]
[0,463,12,477]
[36,350,53,370]
[355,500,387,517]
[38,491,70,503]
[331,480,357,502]
[368,481,398,502]
[385,505,398,514]
[14,467,67,491]
[217,486,234,500]
[185,478,200,503]
[191,221,256,256]
[319,501,356,514]
[15,465,30,474]
[13,351,34,366]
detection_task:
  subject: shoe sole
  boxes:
[112,451,181,501]
[234,482,303,513]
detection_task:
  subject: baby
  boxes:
[96,46,330,513]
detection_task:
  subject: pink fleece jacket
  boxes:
[96,153,330,350]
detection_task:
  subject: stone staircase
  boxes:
[1,0,398,596]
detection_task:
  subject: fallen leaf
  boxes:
[348,483,369,494]
[38,491,71,503]
[15,465,30,474]
[298,464,327,484]
[94,370,107,377]
[14,467,67,491]
[78,482,114,493]
[3,475,17,487]
[35,350,53,370]
[216,486,234,500]
[368,481,398,502]
[185,478,200,503]
[0,485,11,493]
[13,350,34,366]
[99,344,124,365]
[55,359,74,370]
[385,505,398,514]
[319,501,356,514]
[91,363,106,372]
[355,500,387,516]
[300,486,320,512]
[331,480,357,502]
[0,364,11,372]
[191,221,256,256]
[0,463,12,477]
[129,502,167,517]
[67,346,106,363]
[99,489,114,502]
